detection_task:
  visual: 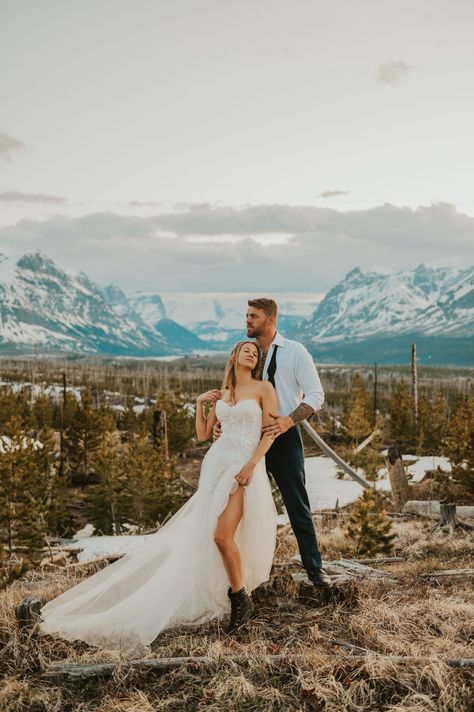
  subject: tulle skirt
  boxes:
[39,436,278,655]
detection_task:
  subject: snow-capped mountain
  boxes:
[0,252,196,356]
[0,251,471,364]
[130,291,324,345]
[301,264,474,342]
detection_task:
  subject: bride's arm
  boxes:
[234,382,279,486]
[195,389,220,441]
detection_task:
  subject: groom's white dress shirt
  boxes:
[261,331,324,417]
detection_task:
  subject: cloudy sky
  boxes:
[0,0,473,292]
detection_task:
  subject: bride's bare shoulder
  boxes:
[255,380,274,401]
[257,380,274,392]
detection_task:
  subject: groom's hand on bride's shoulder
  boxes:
[262,413,294,438]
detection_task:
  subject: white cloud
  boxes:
[0,202,471,293]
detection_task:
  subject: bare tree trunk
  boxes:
[373,361,378,420]
[431,502,474,534]
[386,445,410,511]
[411,343,418,433]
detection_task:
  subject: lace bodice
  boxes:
[215,398,262,455]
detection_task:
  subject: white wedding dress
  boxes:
[39,398,277,655]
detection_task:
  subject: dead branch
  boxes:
[353,428,380,455]
[42,652,474,680]
[421,569,474,580]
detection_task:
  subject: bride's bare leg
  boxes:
[214,487,245,592]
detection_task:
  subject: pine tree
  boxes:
[0,416,24,554]
[417,391,449,455]
[123,434,185,530]
[0,390,18,430]
[0,416,50,557]
[388,380,417,451]
[31,393,55,429]
[345,489,396,556]
[345,373,373,444]
[445,390,474,497]
[118,398,148,443]
[154,390,195,455]
[38,426,75,538]
[63,389,109,485]
[86,433,128,535]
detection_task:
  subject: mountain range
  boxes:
[0,251,472,365]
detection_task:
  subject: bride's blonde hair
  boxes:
[221,341,262,405]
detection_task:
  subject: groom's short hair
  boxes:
[248,298,278,319]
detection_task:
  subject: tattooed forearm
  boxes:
[289,403,314,425]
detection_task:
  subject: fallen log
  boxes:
[42,652,474,680]
[353,557,405,565]
[301,420,373,490]
[326,559,395,580]
[403,500,474,521]
[327,655,474,669]
[421,569,474,580]
[43,654,289,680]
[65,553,124,567]
[291,555,395,579]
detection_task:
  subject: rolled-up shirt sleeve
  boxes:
[295,344,325,411]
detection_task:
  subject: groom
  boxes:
[246,297,331,589]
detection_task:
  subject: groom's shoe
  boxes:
[226,586,254,634]
[307,568,332,588]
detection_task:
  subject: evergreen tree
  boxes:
[0,417,50,556]
[154,390,195,455]
[344,373,373,444]
[388,380,417,451]
[345,489,396,556]
[123,433,186,530]
[63,389,109,485]
[86,433,128,535]
[31,393,55,429]
[38,426,76,538]
[417,391,449,455]
[445,390,474,497]
[118,398,148,442]
[0,390,18,430]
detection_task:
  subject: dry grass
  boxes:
[1,519,473,711]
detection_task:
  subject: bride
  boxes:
[39,341,279,654]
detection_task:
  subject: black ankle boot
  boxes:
[226,586,254,634]
[307,568,332,588]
